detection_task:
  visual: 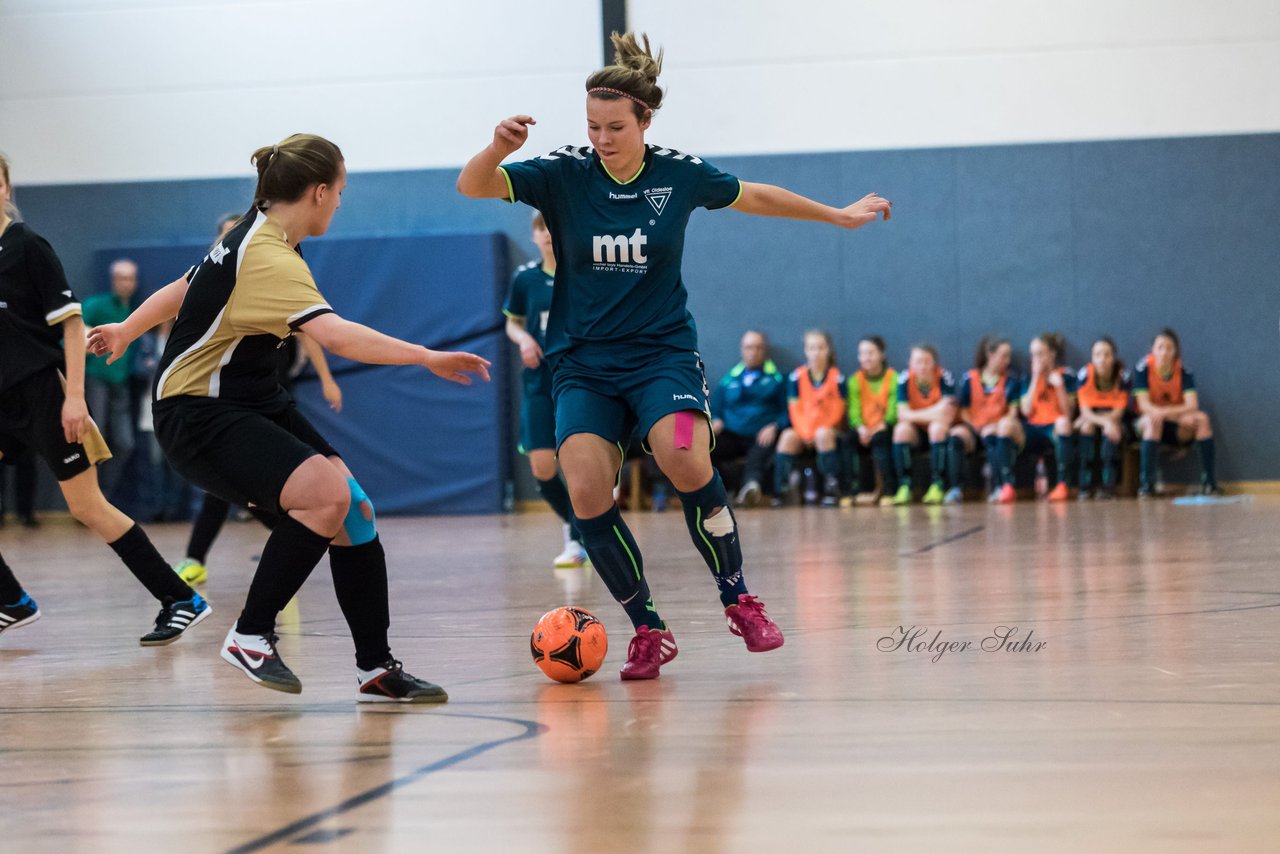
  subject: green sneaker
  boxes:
[174,558,208,586]
[923,482,945,504]
[891,484,912,505]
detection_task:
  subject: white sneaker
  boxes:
[553,540,590,569]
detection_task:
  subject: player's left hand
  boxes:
[835,193,892,229]
[322,379,343,413]
[87,323,132,364]
[425,350,492,386]
[756,423,778,447]
[1047,371,1063,389]
[61,395,89,444]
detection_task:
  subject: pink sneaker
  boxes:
[620,626,678,681]
[995,483,1016,504]
[725,595,785,652]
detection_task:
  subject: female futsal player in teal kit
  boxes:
[459,33,891,679]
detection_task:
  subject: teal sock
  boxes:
[1054,435,1075,486]
[1140,440,1158,491]
[677,471,747,608]
[946,436,965,490]
[816,449,840,479]
[1198,438,1217,487]
[929,442,946,485]
[774,452,795,495]
[1078,435,1095,489]
[1101,437,1118,487]
[576,506,662,630]
[536,475,578,541]
[995,437,1015,485]
[893,442,912,482]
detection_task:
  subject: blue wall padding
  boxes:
[22,132,1280,483]
[92,233,512,515]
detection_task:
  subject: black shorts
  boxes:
[154,396,339,514]
[0,368,110,481]
[1160,420,1195,447]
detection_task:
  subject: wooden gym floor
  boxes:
[1,497,1278,853]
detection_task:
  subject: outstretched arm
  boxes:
[298,333,343,412]
[457,115,536,199]
[301,313,491,385]
[86,273,190,363]
[733,182,891,230]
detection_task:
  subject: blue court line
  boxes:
[222,712,545,854]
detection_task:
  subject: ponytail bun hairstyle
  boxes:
[586,32,665,120]
[251,134,343,210]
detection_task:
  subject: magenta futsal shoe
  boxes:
[620,626,678,681]
[725,594,785,652]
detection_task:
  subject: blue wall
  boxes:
[16,132,1280,490]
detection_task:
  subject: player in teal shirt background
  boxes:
[459,32,891,680]
[503,212,589,570]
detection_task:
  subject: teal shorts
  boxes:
[519,386,557,453]
[551,343,711,451]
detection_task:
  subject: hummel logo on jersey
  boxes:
[644,187,672,216]
[673,393,698,403]
[209,242,230,265]
[63,453,81,464]
[62,290,73,298]
[609,191,638,200]
[592,228,648,265]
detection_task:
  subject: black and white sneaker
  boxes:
[0,593,41,636]
[139,594,211,646]
[221,628,302,693]
[357,659,448,704]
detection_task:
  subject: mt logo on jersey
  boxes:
[592,228,649,267]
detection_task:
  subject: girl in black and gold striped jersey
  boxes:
[1074,337,1130,500]
[0,152,206,646]
[89,135,490,701]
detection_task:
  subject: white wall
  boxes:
[2,0,1278,185]
[0,0,602,184]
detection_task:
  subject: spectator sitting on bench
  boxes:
[1134,327,1222,497]
[710,330,787,508]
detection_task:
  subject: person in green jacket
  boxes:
[82,258,138,497]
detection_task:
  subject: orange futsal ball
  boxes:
[530,606,608,683]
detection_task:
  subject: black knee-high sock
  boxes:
[870,432,894,491]
[946,436,966,490]
[1198,438,1218,487]
[1101,437,1119,487]
[186,493,230,563]
[678,471,748,607]
[110,524,193,603]
[330,536,391,670]
[0,551,22,604]
[237,516,333,636]
[774,452,795,495]
[576,505,662,630]
[1140,440,1158,490]
[536,475,578,540]
[1054,435,1075,486]
[1078,434,1096,489]
[995,437,1016,486]
[929,442,947,486]
[982,435,1001,487]
[247,506,280,530]
[893,442,912,482]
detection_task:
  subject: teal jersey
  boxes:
[500,144,742,358]
[503,260,555,394]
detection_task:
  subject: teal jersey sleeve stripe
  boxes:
[502,309,524,320]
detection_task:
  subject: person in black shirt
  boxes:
[0,152,209,645]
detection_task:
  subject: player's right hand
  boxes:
[519,339,544,370]
[86,323,131,365]
[425,350,492,386]
[493,115,535,156]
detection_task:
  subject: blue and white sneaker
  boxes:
[0,593,41,636]
[139,593,211,646]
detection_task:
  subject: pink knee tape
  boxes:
[674,411,695,450]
